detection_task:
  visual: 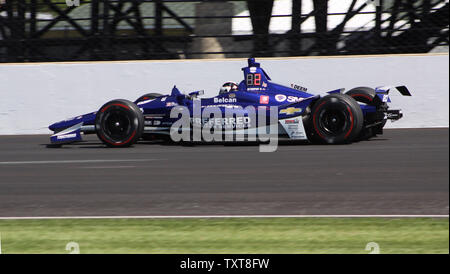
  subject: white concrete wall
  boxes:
[0,54,448,135]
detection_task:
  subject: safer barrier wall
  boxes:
[0,54,448,135]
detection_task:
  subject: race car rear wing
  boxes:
[375,85,412,96]
[374,85,412,104]
[396,86,412,96]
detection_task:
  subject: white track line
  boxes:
[0,215,447,220]
[0,159,162,165]
[79,165,137,169]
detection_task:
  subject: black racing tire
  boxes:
[346,87,388,140]
[307,94,364,144]
[346,87,382,107]
[135,93,164,103]
[95,99,144,148]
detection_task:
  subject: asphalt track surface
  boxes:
[0,128,448,217]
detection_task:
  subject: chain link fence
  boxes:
[0,0,448,62]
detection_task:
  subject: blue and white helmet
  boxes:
[219,82,238,94]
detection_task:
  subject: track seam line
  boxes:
[0,159,164,165]
[0,215,448,220]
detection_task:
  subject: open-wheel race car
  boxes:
[49,58,411,147]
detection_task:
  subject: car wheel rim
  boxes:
[320,109,347,135]
[103,110,131,141]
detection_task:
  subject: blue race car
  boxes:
[49,58,411,147]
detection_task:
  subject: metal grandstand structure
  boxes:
[0,0,448,62]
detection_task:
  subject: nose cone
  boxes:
[49,112,96,132]
[48,121,60,131]
[49,118,80,132]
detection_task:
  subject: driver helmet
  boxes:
[219,82,238,94]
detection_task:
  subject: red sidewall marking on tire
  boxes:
[313,101,327,139]
[118,130,137,145]
[351,94,373,102]
[99,130,137,146]
[344,106,354,139]
[101,103,130,113]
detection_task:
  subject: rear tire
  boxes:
[346,87,387,140]
[346,87,381,106]
[95,99,144,147]
[307,94,363,144]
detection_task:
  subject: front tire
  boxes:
[95,99,144,147]
[307,94,364,144]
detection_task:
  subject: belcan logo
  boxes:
[214,97,237,104]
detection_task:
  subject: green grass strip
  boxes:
[0,218,448,254]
